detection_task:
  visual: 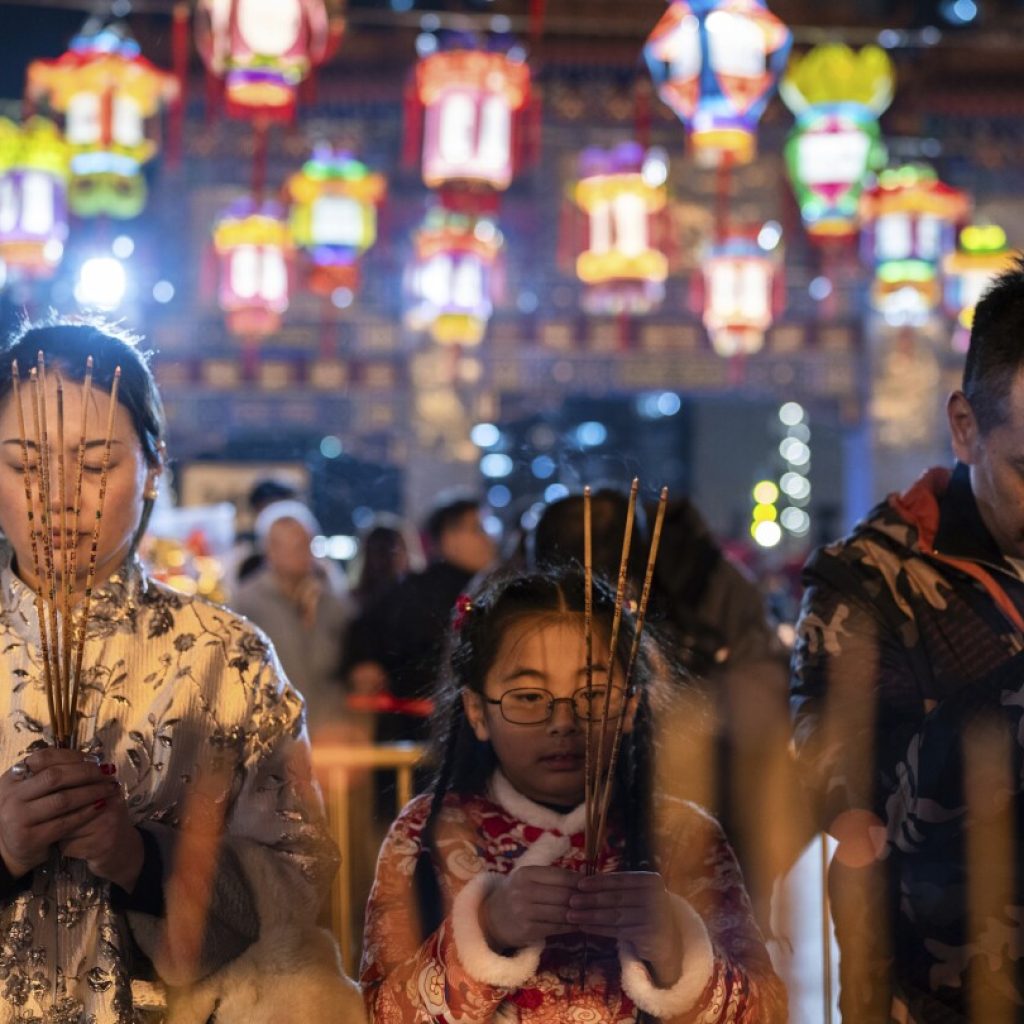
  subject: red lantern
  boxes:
[195,0,338,121]
[411,46,531,192]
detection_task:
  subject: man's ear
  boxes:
[948,390,982,464]
[461,689,490,742]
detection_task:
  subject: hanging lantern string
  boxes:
[10,355,118,748]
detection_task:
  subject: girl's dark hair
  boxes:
[413,564,663,936]
[0,317,166,539]
[354,524,408,604]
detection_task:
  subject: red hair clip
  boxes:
[452,594,474,632]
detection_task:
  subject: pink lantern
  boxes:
[698,236,783,356]
[195,0,337,121]
[412,46,531,192]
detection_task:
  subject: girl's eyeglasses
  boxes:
[483,686,626,725]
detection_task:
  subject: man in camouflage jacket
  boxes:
[791,258,1024,1023]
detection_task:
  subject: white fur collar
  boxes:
[488,771,587,835]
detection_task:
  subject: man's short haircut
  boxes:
[424,493,481,544]
[963,253,1024,434]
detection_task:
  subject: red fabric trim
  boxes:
[889,467,1024,634]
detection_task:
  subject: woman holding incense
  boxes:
[0,319,354,1023]
[361,564,785,1023]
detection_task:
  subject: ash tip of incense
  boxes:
[10,359,18,375]
[85,355,94,369]
[629,477,639,490]
[659,485,669,500]
[113,366,122,377]
[583,484,591,497]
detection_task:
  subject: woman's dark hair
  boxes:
[0,317,166,539]
[413,564,663,936]
[354,524,408,604]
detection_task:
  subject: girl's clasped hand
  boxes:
[0,748,142,892]
[483,865,684,988]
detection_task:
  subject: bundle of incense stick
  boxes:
[582,479,669,871]
[10,353,120,749]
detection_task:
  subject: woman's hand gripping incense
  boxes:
[481,865,579,952]
[0,748,120,880]
[568,871,684,988]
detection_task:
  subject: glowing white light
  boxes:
[757,221,783,251]
[781,507,811,534]
[779,438,811,467]
[415,32,438,56]
[480,453,514,478]
[471,423,501,448]
[753,480,779,505]
[544,483,569,503]
[75,257,127,309]
[576,421,607,447]
[111,235,134,259]
[788,423,811,443]
[331,287,354,309]
[656,392,681,416]
[531,455,556,479]
[42,240,64,266]
[352,506,374,529]
[326,535,358,560]
[752,521,783,548]
[780,472,811,501]
[641,148,669,188]
[809,276,833,301]
[488,484,511,508]
[320,435,343,459]
[152,280,175,303]
[490,14,512,32]
[779,401,805,426]
[483,515,503,538]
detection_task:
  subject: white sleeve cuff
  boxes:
[450,872,543,990]
[619,893,716,1018]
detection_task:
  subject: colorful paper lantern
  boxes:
[407,208,503,347]
[861,164,970,322]
[644,0,791,168]
[195,0,335,121]
[781,45,894,241]
[699,236,782,356]
[212,198,293,337]
[285,147,386,297]
[572,142,670,315]
[0,118,70,277]
[27,25,178,219]
[944,224,1017,335]
[413,46,531,191]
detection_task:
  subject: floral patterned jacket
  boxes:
[361,771,786,1023]
[0,543,340,1023]
[791,463,1024,1022]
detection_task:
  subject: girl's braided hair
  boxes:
[413,563,665,938]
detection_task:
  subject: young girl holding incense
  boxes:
[361,565,786,1023]
[0,319,355,1023]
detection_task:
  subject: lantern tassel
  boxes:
[402,78,422,170]
[168,2,190,168]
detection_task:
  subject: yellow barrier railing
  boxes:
[312,742,426,974]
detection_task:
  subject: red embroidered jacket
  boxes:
[361,773,786,1023]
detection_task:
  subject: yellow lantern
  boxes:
[285,147,386,296]
[0,117,70,277]
[944,224,1017,341]
[573,142,669,315]
[27,25,178,219]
